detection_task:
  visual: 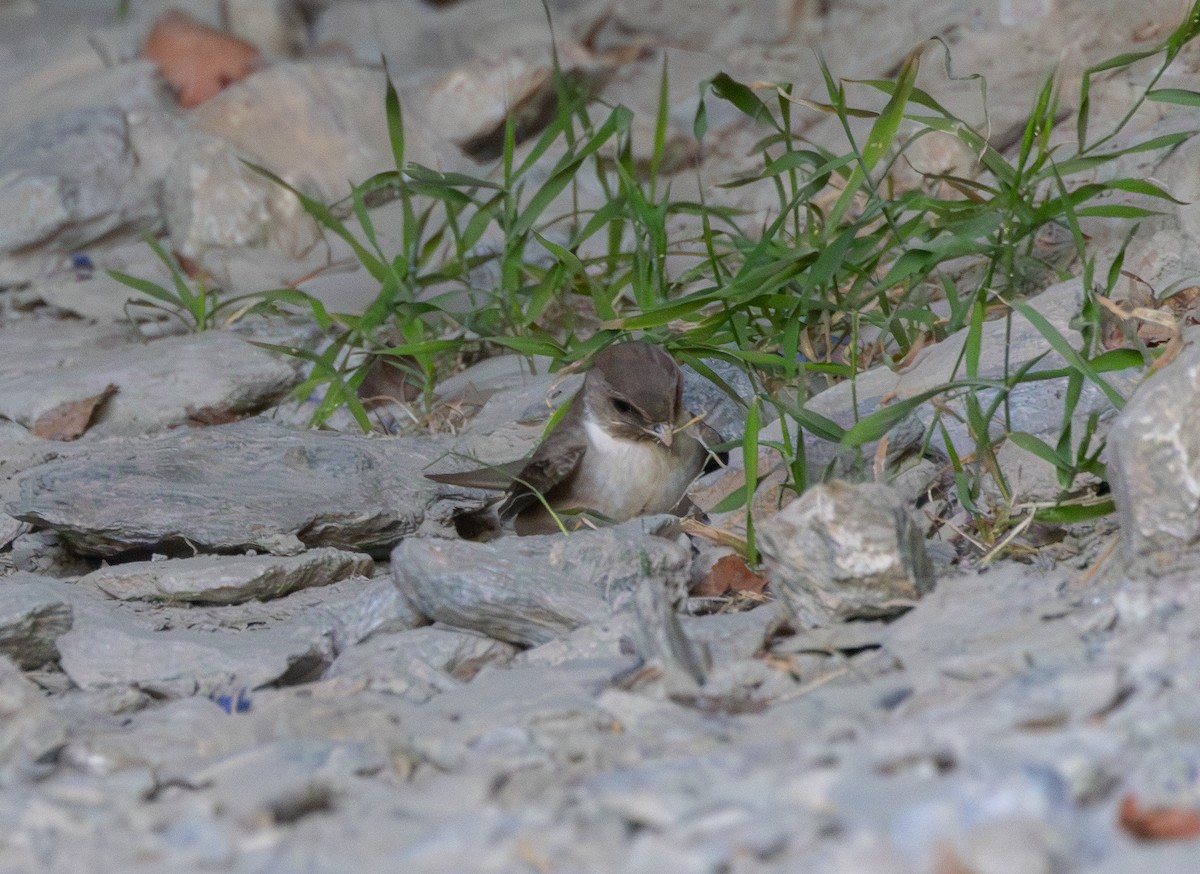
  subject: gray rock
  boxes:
[0,653,63,773]
[392,517,692,647]
[190,62,418,202]
[0,574,72,668]
[24,270,174,324]
[513,610,642,667]
[401,658,626,770]
[882,563,1087,695]
[327,625,517,702]
[56,611,335,698]
[0,107,158,256]
[81,573,423,652]
[82,548,373,605]
[324,576,428,651]
[415,53,562,157]
[432,354,572,465]
[0,512,27,550]
[224,0,306,56]
[59,695,260,777]
[25,568,343,697]
[1,11,169,141]
[156,60,445,287]
[626,578,706,695]
[0,319,137,368]
[681,355,762,442]
[1108,332,1200,560]
[7,529,97,577]
[1093,844,1200,874]
[183,738,386,828]
[758,481,934,624]
[8,418,466,556]
[312,0,599,79]
[0,330,300,439]
[161,131,323,267]
[680,607,774,666]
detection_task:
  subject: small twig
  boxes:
[872,432,890,482]
[1073,534,1119,588]
[941,516,988,554]
[979,511,1035,565]
[770,666,849,703]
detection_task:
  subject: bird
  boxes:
[426,341,721,535]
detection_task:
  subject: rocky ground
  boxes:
[5,0,1200,871]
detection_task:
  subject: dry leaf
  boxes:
[32,385,117,441]
[186,404,246,426]
[174,251,212,282]
[143,10,259,108]
[1118,793,1200,840]
[692,554,769,598]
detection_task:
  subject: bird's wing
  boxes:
[425,459,528,491]
[498,436,588,520]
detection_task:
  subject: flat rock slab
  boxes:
[326,625,517,702]
[56,610,335,698]
[81,547,373,605]
[0,329,300,439]
[7,418,463,556]
[0,575,72,669]
[392,517,693,647]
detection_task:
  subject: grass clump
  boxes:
[115,1,1200,556]
[109,234,308,332]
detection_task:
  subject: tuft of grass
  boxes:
[109,234,310,333]
[115,0,1200,551]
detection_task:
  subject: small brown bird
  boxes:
[426,342,720,535]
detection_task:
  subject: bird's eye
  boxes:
[612,398,633,415]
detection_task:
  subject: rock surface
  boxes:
[82,547,373,604]
[7,418,467,556]
[0,329,300,438]
[0,0,1199,872]
[392,516,692,647]
[1108,331,1200,561]
[759,480,934,624]
[0,575,71,668]
[0,107,158,255]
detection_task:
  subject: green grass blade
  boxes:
[1008,299,1126,409]
[741,397,760,564]
[383,59,405,168]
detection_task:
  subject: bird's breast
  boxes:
[564,418,700,519]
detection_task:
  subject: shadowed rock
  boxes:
[0,575,72,668]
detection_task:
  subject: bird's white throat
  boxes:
[578,414,687,517]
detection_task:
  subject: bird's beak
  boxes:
[650,422,674,447]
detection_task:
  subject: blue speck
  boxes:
[212,688,252,713]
